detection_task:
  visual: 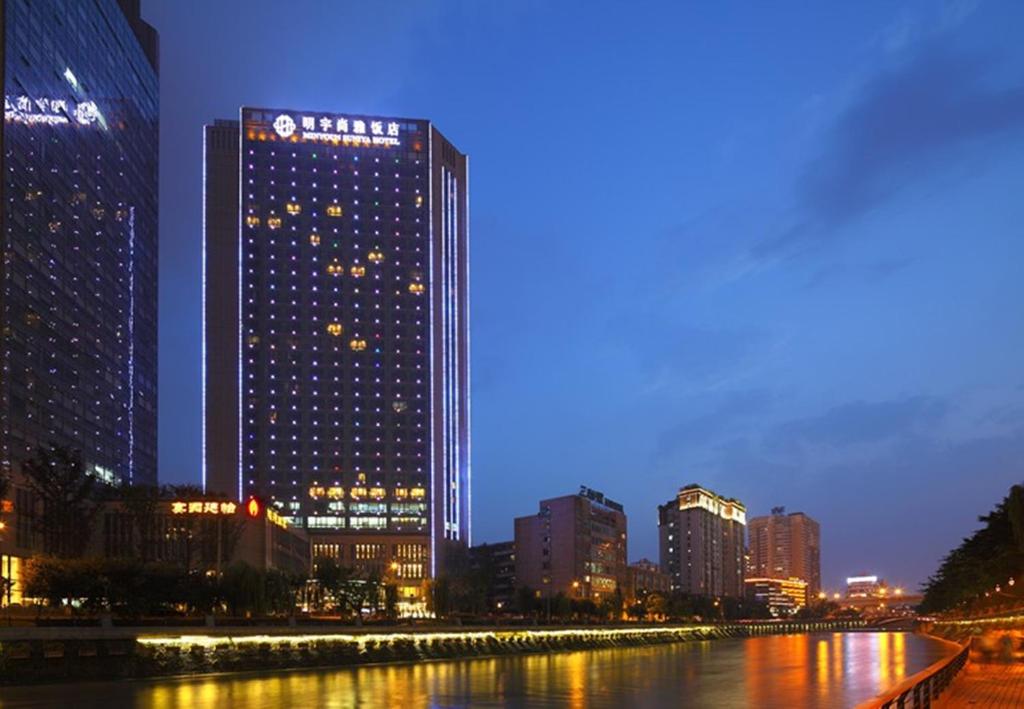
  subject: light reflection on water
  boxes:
[0,632,951,709]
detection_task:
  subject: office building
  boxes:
[0,0,159,487]
[203,106,469,607]
[514,486,627,601]
[747,506,821,599]
[658,484,746,598]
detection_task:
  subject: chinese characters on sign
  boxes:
[170,500,238,515]
[4,95,101,126]
[266,111,402,147]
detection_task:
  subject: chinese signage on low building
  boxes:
[170,500,238,515]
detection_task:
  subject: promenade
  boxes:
[937,662,1024,707]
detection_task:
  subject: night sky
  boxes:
[146,0,1024,593]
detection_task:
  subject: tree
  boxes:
[0,470,10,601]
[161,484,244,572]
[314,557,377,622]
[383,583,399,620]
[21,445,98,558]
[220,561,265,616]
[921,484,1024,613]
[515,585,538,616]
[118,484,163,562]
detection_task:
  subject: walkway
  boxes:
[937,662,1024,707]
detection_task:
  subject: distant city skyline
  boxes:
[147,0,1024,591]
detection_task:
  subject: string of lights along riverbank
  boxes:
[202,106,470,615]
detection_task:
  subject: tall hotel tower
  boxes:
[204,108,469,602]
[1,0,159,487]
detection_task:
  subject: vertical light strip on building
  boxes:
[236,111,245,502]
[201,128,208,491]
[428,129,437,575]
[465,156,471,546]
[127,206,136,484]
[451,169,460,540]
[442,165,451,539]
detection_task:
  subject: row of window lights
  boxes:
[308,485,426,500]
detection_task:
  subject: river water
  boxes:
[0,631,952,708]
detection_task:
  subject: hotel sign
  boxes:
[247,107,402,147]
[4,95,101,127]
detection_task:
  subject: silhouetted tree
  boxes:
[0,471,10,599]
[119,483,163,562]
[921,483,1024,613]
[21,445,98,558]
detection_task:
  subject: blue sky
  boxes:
[147,0,1024,591]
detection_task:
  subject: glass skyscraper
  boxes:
[0,0,159,487]
[204,107,469,603]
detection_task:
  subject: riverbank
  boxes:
[0,619,867,685]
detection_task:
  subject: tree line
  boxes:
[920,483,1024,613]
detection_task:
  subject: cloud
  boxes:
[755,43,1024,259]
[768,395,948,451]
[656,389,775,459]
[802,257,914,289]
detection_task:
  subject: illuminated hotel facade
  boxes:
[658,484,746,598]
[0,0,159,486]
[203,106,469,600]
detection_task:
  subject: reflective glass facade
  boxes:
[1,0,159,485]
[205,107,469,579]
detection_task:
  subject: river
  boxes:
[0,631,952,708]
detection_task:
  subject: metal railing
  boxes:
[857,642,969,709]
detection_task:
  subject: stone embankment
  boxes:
[0,619,867,685]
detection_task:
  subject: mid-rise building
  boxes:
[658,484,746,598]
[0,0,159,487]
[469,541,515,612]
[203,106,469,610]
[744,577,807,617]
[846,574,882,598]
[747,506,821,599]
[514,486,627,602]
[624,558,672,605]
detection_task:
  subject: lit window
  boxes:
[309,486,326,499]
[326,204,343,217]
[245,215,260,227]
[350,339,367,352]
[286,202,301,215]
[368,250,385,263]
[326,322,344,337]
[408,282,424,294]
[351,265,366,278]
[327,486,344,500]
[326,259,343,276]
[392,400,407,413]
[410,487,426,499]
[310,233,321,246]
[267,216,283,230]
